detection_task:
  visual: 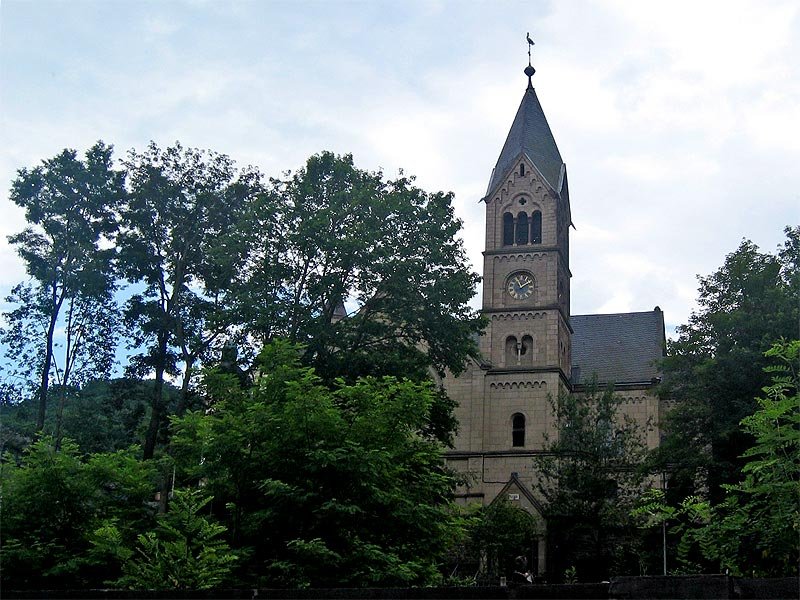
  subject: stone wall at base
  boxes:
[609,575,799,599]
[736,577,799,599]
[5,576,797,600]
[610,575,733,599]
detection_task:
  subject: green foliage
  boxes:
[631,488,712,573]
[118,141,264,458]
[170,340,459,587]
[1,438,91,587]
[740,340,800,485]
[654,227,799,500]
[0,144,481,590]
[2,142,123,430]
[563,565,578,584]
[698,339,800,576]
[0,437,157,588]
[112,489,237,590]
[0,378,182,457]
[230,151,483,386]
[635,340,800,577]
[3,145,480,459]
[461,500,539,582]
[536,383,648,581]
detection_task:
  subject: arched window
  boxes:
[519,163,525,176]
[503,212,514,246]
[531,210,542,244]
[520,335,534,366]
[516,212,529,245]
[512,413,526,447]
[505,336,519,365]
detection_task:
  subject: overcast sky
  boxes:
[1,0,798,339]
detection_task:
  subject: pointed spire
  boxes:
[485,44,564,196]
[331,299,348,323]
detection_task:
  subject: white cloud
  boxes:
[745,87,800,152]
[142,15,181,37]
[1,0,797,342]
[604,0,795,66]
[603,152,720,183]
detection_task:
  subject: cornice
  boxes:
[484,245,559,256]
[485,366,573,389]
[483,304,561,314]
[571,381,659,393]
[445,449,560,459]
[482,305,573,331]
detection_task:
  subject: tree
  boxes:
[2,142,123,435]
[0,437,157,589]
[631,488,712,574]
[1,377,182,458]
[535,383,648,582]
[231,151,483,385]
[633,340,800,577]
[699,339,799,576]
[106,489,238,590]
[653,227,799,500]
[169,341,460,587]
[0,438,92,588]
[461,500,540,584]
[117,141,263,459]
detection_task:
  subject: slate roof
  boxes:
[571,309,666,385]
[486,83,564,196]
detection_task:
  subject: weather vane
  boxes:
[526,32,535,66]
[525,32,536,85]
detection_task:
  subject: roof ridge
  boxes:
[572,309,661,318]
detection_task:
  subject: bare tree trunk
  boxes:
[37,335,53,431]
[37,282,67,432]
[37,306,59,431]
[54,386,67,451]
[176,358,194,417]
[143,333,168,460]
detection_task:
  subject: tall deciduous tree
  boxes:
[232,151,483,385]
[653,227,799,500]
[2,142,123,435]
[118,142,263,459]
[535,384,648,581]
[633,340,800,577]
[700,339,800,576]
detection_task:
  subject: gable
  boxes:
[493,474,546,523]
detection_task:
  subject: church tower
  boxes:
[444,47,668,579]
[481,59,572,387]
[444,54,572,574]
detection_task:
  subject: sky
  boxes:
[1,0,798,340]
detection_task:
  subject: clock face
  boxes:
[506,272,534,300]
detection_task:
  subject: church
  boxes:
[441,57,667,576]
